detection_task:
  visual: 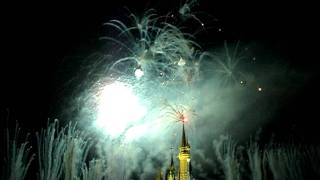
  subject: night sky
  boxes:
[1,0,319,142]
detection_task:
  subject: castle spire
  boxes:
[166,147,175,180]
[178,122,191,180]
[181,123,189,147]
[170,151,174,167]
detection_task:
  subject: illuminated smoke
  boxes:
[51,2,315,179]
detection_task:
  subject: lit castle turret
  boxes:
[166,148,175,180]
[177,123,191,180]
[158,122,191,180]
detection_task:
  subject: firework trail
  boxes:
[209,41,248,86]
[178,0,205,27]
[102,9,203,84]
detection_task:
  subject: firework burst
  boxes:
[102,9,203,85]
[210,42,249,87]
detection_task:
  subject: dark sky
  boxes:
[1,1,319,143]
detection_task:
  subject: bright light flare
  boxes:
[135,68,144,79]
[96,81,146,137]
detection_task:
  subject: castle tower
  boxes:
[178,123,191,180]
[156,170,164,180]
[166,149,175,180]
